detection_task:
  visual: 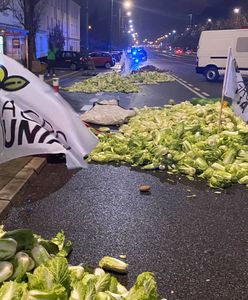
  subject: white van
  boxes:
[196,29,248,82]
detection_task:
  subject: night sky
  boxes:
[87,0,248,40]
[133,0,248,38]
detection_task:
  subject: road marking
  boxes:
[202,92,210,97]
[194,87,201,91]
[89,98,99,103]
[157,53,196,66]
[172,75,205,98]
[45,70,81,83]
[80,105,92,112]
[188,84,193,87]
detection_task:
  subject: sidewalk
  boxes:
[0,156,47,219]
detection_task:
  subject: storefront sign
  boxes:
[12,38,20,48]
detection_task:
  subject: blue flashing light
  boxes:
[135,58,139,63]
[133,51,137,55]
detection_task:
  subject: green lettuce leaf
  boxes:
[0,281,27,300]
[28,284,68,300]
[28,257,70,293]
[126,272,158,300]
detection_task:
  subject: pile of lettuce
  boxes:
[130,72,175,85]
[65,71,174,94]
[89,102,248,189]
[131,65,165,74]
[0,227,158,299]
[65,72,139,94]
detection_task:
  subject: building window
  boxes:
[236,37,248,53]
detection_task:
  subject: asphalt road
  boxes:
[2,53,248,299]
[149,50,223,99]
[55,50,226,114]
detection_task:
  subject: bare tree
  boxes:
[10,0,47,68]
[0,0,11,12]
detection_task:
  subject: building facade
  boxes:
[38,0,81,58]
[0,8,28,63]
[0,0,80,62]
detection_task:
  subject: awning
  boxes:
[0,24,28,36]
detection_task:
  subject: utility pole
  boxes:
[188,14,193,28]
[85,0,89,51]
[109,0,114,52]
[118,6,122,48]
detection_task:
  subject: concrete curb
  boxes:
[0,157,47,219]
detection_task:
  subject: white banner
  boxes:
[223,48,248,123]
[0,54,98,168]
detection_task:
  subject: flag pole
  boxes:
[218,47,231,133]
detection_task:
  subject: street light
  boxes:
[172,30,176,34]
[124,1,132,9]
[127,11,132,17]
[88,25,92,30]
[233,8,240,14]
[129,19,133,24]
[207,18,212,23]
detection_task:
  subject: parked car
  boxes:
[89,52,115,68]
[196,29,248,82]
[110,51,123,62]
[39,51,91,71]
[56,51,92,70]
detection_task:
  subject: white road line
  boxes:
[172,75,205,98]
[80,105,92,112]
[188,84,193,87]
[202,92,210,97]
[194,87,201,91]
[45,70,81,83]
[89,98,99,103]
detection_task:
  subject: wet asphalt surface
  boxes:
[2,53,248,299]
[3,163,248,299]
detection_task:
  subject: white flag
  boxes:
[0,54,98,168]
[223,47,248,123]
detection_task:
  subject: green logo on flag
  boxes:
[0,65,29,92]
